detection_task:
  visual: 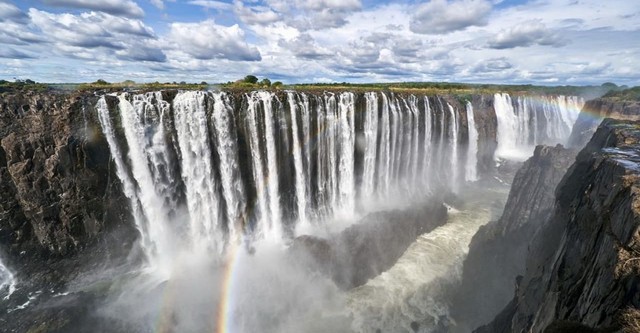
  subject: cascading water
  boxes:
[286,92,309,225]
[361,92,379,200]
[173,92,224,254]
[466,101,479,182]
[494,93,584,160]
[447,103,459,191]
[0,260,15,299]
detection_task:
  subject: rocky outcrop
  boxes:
[290,200,448,289]
[568,98,640,148]
[0,91,136,284]
[478,119,640,333]
[451,144,577,330]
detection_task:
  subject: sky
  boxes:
[0,0,638,85]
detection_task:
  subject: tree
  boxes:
[272,81,283,88]
[260,78,271,87]
[200,81,208,85]
[243,75,258,84]
[94,79,109,85]
[122,80,135,86]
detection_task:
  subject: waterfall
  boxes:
[245,93,271,237]
[409,96,421,184]
[287,92,309,225]
[0,260,15,299]
[378,93,391,194]
[173,91,223,254]
[97,97,154,260]
[337,92,356,213]
[362,92,379,199]
[422,97,432,190]
[494,93,584,160]
[465,102,478,182]
[447,103,459,191]
[92,90,583,258]
[210,92,246,241]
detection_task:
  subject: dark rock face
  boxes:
[478,119,640,333]
[291,200,448,289]
[0,92,136,284]
[568,98,640,148]
[452,144,577,330]
[471,94,498,176]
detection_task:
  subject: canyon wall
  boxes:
[476,118,640,333]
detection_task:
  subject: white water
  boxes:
[0,260,15,299]
[287,92,309,225]
[361,92,379,200]
[466,102,479,182]
[447,103,459,192]
[348,196,495,333]
[246,93,271,238]
[211,92,246,241]
[422,97,432,190]
[173,91,223,254]
[96,97,151,261]
[494,93,584,161]
[337,92,356,214]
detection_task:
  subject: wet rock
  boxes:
[452,144,577,330]
[291,200,448,289]
[478,119,640,332]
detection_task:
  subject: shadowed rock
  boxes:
[291,200,448,289]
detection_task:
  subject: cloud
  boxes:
[488,21,568,49]
[188,0,233,11]
[0,2,28,23]
[149,0,164,10]
[0,48,37,59]
[233,1,280,25]
[266,0,362,30]
[28,9,165,62]
[116,45,167,62]
[410,0,492,34]
[166,20,261,61]
[470,57,513,73]
[41,0,144,18]
[278,34,332,59]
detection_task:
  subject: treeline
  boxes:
[0,79,49,92]
[221,75,283,89]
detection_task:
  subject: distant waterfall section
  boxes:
[494,93,583,160]
[95,91,580,268]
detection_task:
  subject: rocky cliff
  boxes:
[451,144,577,330]
[477,119,640,333]
[568,97,640,148]
[0,92,136,284]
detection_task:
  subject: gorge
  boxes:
[1,87,638,333]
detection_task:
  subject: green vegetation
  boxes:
[1,76,636,100]
[603,86,640,101]
[221,75,283,89]
[0,79,49,93]
[76,79,209,91]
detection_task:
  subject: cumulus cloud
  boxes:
[488,20,568,49]
[28,9,165,61]
[166,20,261,61]
[278,34,332,59]
[266,0,362,30]
[41,0,145,18]
[410,0,492,34]
[234,1,280,25]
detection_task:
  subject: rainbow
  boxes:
[216,241,241,333]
